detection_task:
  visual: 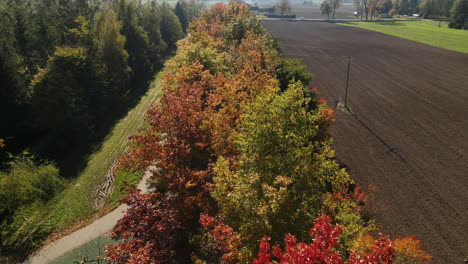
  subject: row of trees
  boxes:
[107,2,431,263]
[350,0,421,20]
[0,0,198,170]
[323,0,467,26]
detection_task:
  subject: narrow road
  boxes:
[23,168,154,264]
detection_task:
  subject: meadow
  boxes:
[338,20,468,53]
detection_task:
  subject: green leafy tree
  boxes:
[277,58,313,91]
[116,0,151,80]
[320,0,332,19]
[449,0,468,29]
[160,3,183,53]
[140,0,168,72]
[175,0,190,32]
[29,47,105,139]
[93,8,130,90]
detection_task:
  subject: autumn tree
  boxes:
[106,188,180,264]
[212,82,350,257]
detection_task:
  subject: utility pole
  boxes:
[345,56,352,109]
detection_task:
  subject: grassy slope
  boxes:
[338,20,468,53]
[10,76,162,251]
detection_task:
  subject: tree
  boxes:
[320,0,332,19]
[29,46,105,139]
[449,0,468,29]
[276,0,292,15]
[175,0,190,32]
[212,83,350,256]
[160,3,183,53]
[330,0,343,19]
[93,8,130,91]
[380,0,394,13]
[140,0,168,72]
[116,0,151,80]
[106,188,180,264]
[368,0,380,19]
[277,58,313,91]
[400,0,410,14]
[423,0,454,25]
[409,0,420,14]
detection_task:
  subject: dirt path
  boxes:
[262,21,468,263]
[23,167,155,264]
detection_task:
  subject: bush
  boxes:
[276,58,313,91]
[0,153,62,215]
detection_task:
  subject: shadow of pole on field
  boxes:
[340,56,407,164]
[348,110,407,164]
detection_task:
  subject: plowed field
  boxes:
[262,21,468,263]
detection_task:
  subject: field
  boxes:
[339,20,468,53]
[262,20,468,263]
[8,76,162,255]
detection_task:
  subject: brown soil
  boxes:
[262,21,468,264]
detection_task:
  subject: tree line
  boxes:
[106,2,432,263]
[321,0,467,26]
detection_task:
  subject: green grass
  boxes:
[6,75,162,255]
[338,20,468,53]
[49,236,114,264]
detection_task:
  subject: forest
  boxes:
[0,0,197,260]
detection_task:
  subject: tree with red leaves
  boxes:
[106,188,180,264]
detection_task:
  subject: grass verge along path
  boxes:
[11,76,162,258]
[338,20,468,53]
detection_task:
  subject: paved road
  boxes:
[24,168,154,264]
[263,21,468,263]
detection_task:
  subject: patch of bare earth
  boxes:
[262,21,468,264]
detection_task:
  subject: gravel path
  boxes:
[23,168,154,264]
